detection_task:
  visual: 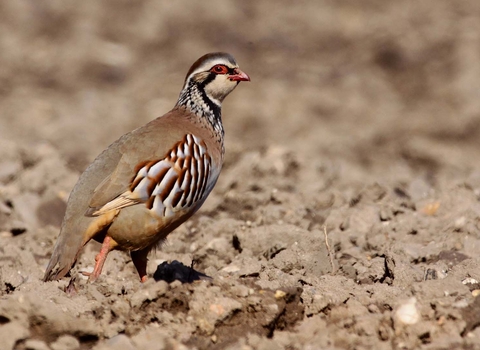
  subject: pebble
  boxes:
[453,299,469,308]
[221,265,240,273]
[50,335,80,350]
[463,277,479,285]
[394,298,420,325]
[368,304,380,313]
[24,339,49,350]
[101,334,135,350]
[454,216,467,230]
[0,322,29,350]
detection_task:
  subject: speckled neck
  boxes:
[176,81,224,140]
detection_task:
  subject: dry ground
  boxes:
[1,1,480,349]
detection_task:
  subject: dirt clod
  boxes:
[1,1,480,349]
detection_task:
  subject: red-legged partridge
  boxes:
[44,52,250,283]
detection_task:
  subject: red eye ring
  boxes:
[211,64,229,74]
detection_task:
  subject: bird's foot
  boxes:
[83,236,113,282]
[130,248,149,283]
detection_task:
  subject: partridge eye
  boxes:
[211,65,228,74]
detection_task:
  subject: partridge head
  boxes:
[44,52,250,283]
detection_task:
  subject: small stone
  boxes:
[170,280,182,289]
[206,237,230,252]
[274,290,286,299]
[379,208,391,221]
[189,242,199,252]
[197,318,215,335]
[221,265,240,273]
[0,231,12,238]
[424,264,448,280]
[453,299,469,308]
[266,304,279,313]
[50,335,80,350]
[454,216,467,230]
[103,334,135,350]
[437,315,446,325]
[394,298,420,325]
[80,267,94,280]
[25,339,50,350]
[368,304,380,313]
[420,202,440,216]
[0,322,29,350]
[463,277,479,285]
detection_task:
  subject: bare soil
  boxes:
[1,1,480,349]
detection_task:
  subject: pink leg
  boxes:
[131,248,149,283]
[88,236,113,282]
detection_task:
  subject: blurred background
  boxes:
[2,3,480,348]
[1,0,480,187]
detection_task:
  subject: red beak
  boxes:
[229,68,251,82]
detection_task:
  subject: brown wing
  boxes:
[85,109,221,217]
[86,133,213,218]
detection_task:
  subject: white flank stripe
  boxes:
[181,169,191,190]
[143,134,212,216]
[192,134,201,145]
[132,166,147,183]
[194,143,200,159]
[157,167,178,194]
[151,183,161,196]
[204,156,210,174]
[190,158,197,178]
[185,179,196,206]
[193,135,206,155]
[175,158,184,169]
[176,147,184,158]
[196,157,204,197]
[138,166,148,178]
[164,182,182,208]
[183,142,190,156]
[133,177,150,200]
[164,207,174,217]
[198,143,206,155]
[148,160,170,178]
[152,195,165,216]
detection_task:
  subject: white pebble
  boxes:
[462,277,479,285]
[395,297,420,325]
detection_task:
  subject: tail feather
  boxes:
[43,210,119,281]
[43,205,90,281]
[43,253,76,281]
[43,135,125,282]
[43,225,84,281]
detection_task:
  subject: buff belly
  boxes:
[97,205,193,251]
